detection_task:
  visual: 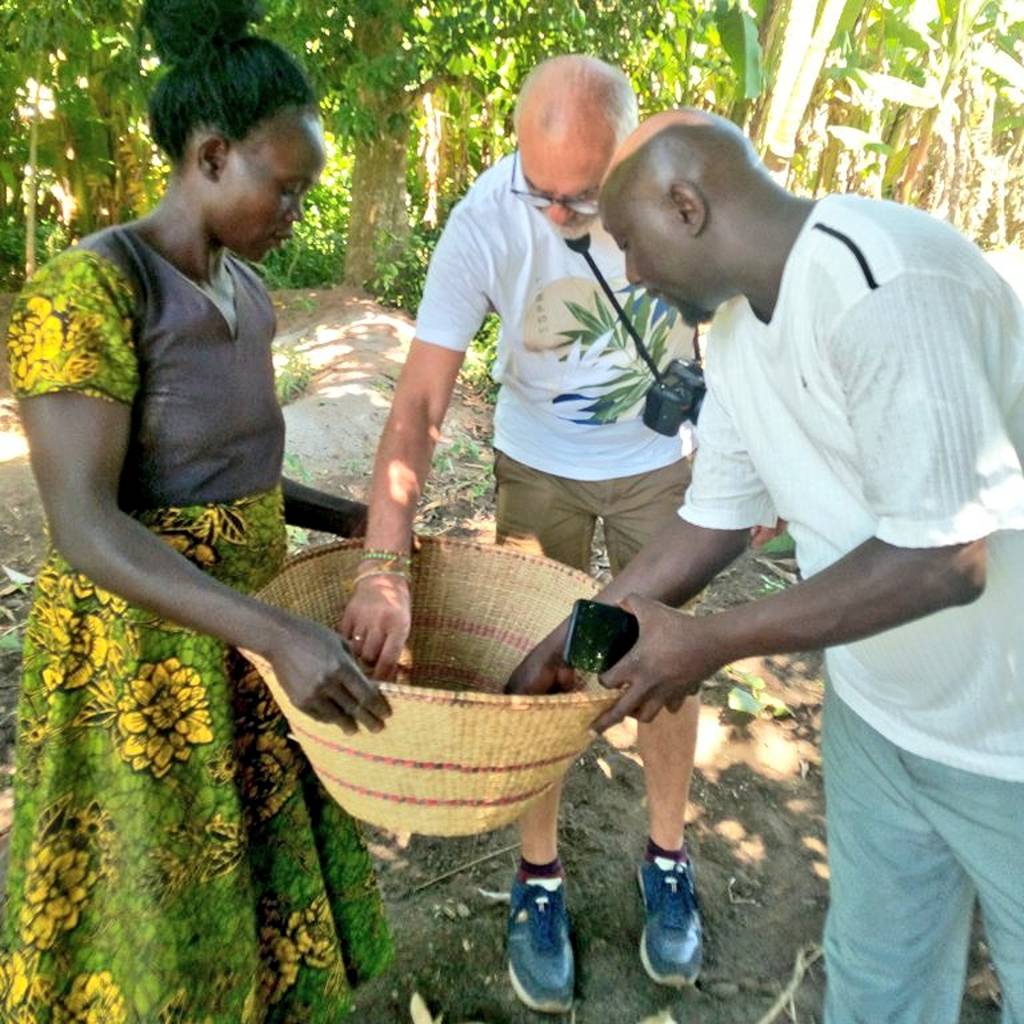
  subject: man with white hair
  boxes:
[343,56,704,1012]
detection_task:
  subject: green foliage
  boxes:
[0,215,68,288]
[726,668,791,718]
[367,220,442,314]
[272,344,316,406]
[431,434,493,500]
[759,573,788,594]
[758,529,796,558]
[260,136,351,290]
[716,2,765,101]
[282,451,312,482]
[461,314,501,402]
[0,0,1020,290]
[0,630,22,653]
[286,524,311,552]
[260,182,349,290]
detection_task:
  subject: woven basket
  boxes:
[241,537,618,836]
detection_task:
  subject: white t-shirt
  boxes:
[415,153,696,481]
[681,194,1024,781]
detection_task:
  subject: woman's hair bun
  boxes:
[142,0,265,68]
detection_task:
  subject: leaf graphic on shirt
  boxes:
[553,285,681,424]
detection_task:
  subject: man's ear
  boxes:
[667,181,707,237]
[195,133,231,183]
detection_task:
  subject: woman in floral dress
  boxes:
[0,2,393,1020]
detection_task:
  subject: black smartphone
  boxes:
[563,599,639,674]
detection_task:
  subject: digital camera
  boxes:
[643,358,706,436]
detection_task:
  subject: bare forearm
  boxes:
[599,517,749,607]
[506,516,749,694]
[49,510,291,658]
[542,518,745,652]
[703,536,986,664]
[362,405,440,553]
[21,393,292,660]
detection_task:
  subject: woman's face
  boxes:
[208,108,326,262]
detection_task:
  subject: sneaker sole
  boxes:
[638,926,701,988]
[508,962,573,1015]
[637,868,701,988]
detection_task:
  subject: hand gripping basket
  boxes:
[241,537,618,836]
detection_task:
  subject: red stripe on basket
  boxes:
[294,722,576,774]
[399,663,498,690]
[381,689,568,710]
[311,763,552,808]
[413,613,535,653]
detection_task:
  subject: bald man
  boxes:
[512,110,1024,1023]
[343,61,704,1012]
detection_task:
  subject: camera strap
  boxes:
[565,234,666,383]
[565,234,702,379]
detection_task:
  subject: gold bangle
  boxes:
[356,555,410,575]
[351,568,410,589]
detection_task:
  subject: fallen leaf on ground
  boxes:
[637,1011,678,1024]
[1,565,32,586]
[476,888,510,904]
[410,991,442,1024]
[967,963,1002,1006]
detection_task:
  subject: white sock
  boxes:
[524,876,563,891]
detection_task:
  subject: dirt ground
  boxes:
[0,287,1004,1024]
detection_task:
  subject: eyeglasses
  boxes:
[509,151,601,217]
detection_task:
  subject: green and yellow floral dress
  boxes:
[1,232,391,1024]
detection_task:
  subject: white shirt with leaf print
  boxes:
[415,153,696,482]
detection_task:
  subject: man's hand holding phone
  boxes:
[506,598,640,696]
[562,599,640,674]
[507,594,725,721]
[586,594,726,734]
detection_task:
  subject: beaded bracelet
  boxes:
[360,548,412,565]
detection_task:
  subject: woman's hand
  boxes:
[268,614,392,733]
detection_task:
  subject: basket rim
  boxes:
[238,648,616,710]
[269,533,599,589]
[246,536,615,710]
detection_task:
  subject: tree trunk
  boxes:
[343,114,411,290]
[420,88,443,227]
[895,107,940,205]
[747,0,793,147]
[896,0,987,206]
[24,78,41,278]
[760,0,853,174]
[341,9,412,290]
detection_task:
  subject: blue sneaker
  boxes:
[637,858,703,986]
[507,878,574,1013]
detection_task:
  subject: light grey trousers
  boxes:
[822,692,1024,1024]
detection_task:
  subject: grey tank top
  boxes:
[78,226,285,511]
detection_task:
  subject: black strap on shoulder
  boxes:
[813,223,879,290]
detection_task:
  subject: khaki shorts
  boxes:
[493,451,692,576]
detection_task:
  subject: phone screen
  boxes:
[563,599,639,674]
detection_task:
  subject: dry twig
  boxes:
[754,943,823,1024]
[410,842,519,894]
